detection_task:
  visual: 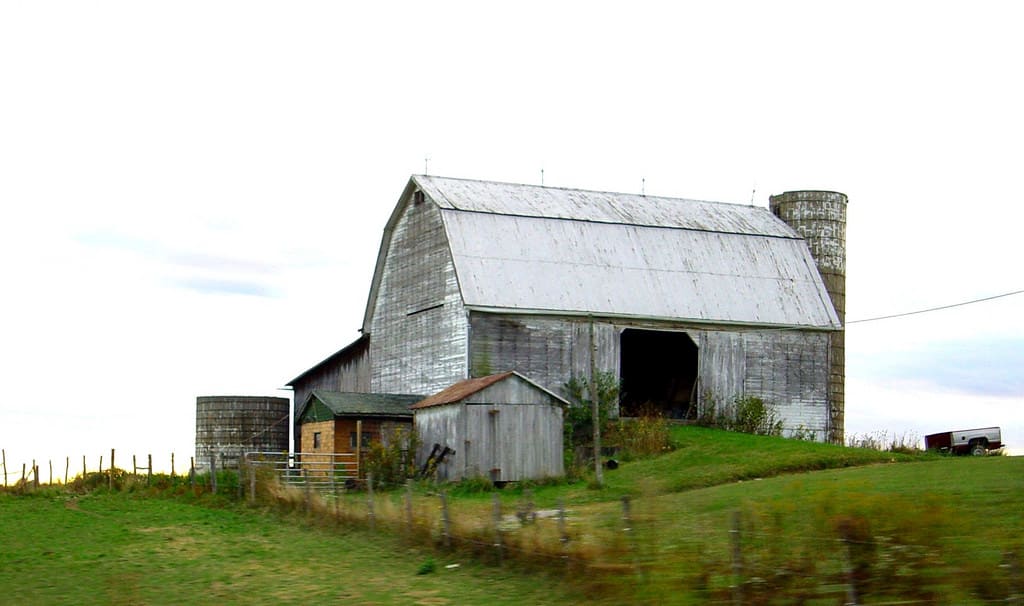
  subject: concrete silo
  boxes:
[770,190,848,444]
[195,396,290,470]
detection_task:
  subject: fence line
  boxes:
[3,450,1022,604]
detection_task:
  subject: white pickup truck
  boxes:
[924,427,1002,456]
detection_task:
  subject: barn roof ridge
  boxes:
[413,174,799,238]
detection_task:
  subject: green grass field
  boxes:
[0,491,579,605]
[3,426,1022,604]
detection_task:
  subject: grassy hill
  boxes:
[2,427,1021,604]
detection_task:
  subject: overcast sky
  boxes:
[2,1,1022,474]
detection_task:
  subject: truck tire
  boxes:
[970,443,987,456]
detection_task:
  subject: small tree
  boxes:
[563,372,619,479]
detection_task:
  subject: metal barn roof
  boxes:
[366,176,841,331]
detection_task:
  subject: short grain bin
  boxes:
[195,396,290,470]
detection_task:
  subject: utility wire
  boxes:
[847,288,1024,325]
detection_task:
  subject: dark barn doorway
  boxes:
[619,329,699,419]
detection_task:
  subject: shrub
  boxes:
[362,426,420,488]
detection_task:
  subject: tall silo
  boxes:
[769,190,848,444]
[195,396,290,470]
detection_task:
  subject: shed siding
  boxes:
[464,404,564,481]
[414,405,463,482]
[370,197,468,395]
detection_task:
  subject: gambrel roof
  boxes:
[363,175,841,331]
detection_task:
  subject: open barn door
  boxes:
[619,329,698,419]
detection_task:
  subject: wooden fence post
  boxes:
[334,479,342,524]
[1007,550,1022,606]
[1,449,6,487]
[170,452,175,478]
[558,498,569,548]
[133,455,138,476]
[64,457,69,485]
[493,493,504,566]
[109,449,115,491]
[209,452,217,494]
[82,455,86,482]
[839,525,860,606]
[440,492,451,549]
[405,480,414,536]
[189,457,195,487]
[355,420,362,479]
[249,460,257,504]
[731,511,743,606]
[49,460,53,485]
[237,460,244,501]
[21,463,26,485]
[367,473,375,532]
[304,470,312,516]
[147,454,152,486]
[99,455,103,476]
[32,460,38,489]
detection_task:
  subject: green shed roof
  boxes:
[298,390,423,424]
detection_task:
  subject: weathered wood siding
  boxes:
[414,405,463,481]
[369,196,468,395]
[470,312,831,440]
[698,329,830,438]
[414,375,565,482]
[469,313,618,396]
[741,330,830,438]
[697,331,746,404]
[291,342,371,445]
[462,405,564,481]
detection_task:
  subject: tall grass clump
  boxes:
[697,394,784,436]
[604,413,673,460]
[680,489,1000,604]
[847,430,922,454]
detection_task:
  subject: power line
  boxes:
[847,289,1024,325]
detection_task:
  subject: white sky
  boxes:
[2,1,1022,475]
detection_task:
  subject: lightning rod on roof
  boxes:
[424,154,430,175]
[750,185,757,205]
[642,177,646,196]
[541,168,545,186]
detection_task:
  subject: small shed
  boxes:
[411,371,566,482]
[298,391,421,476]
